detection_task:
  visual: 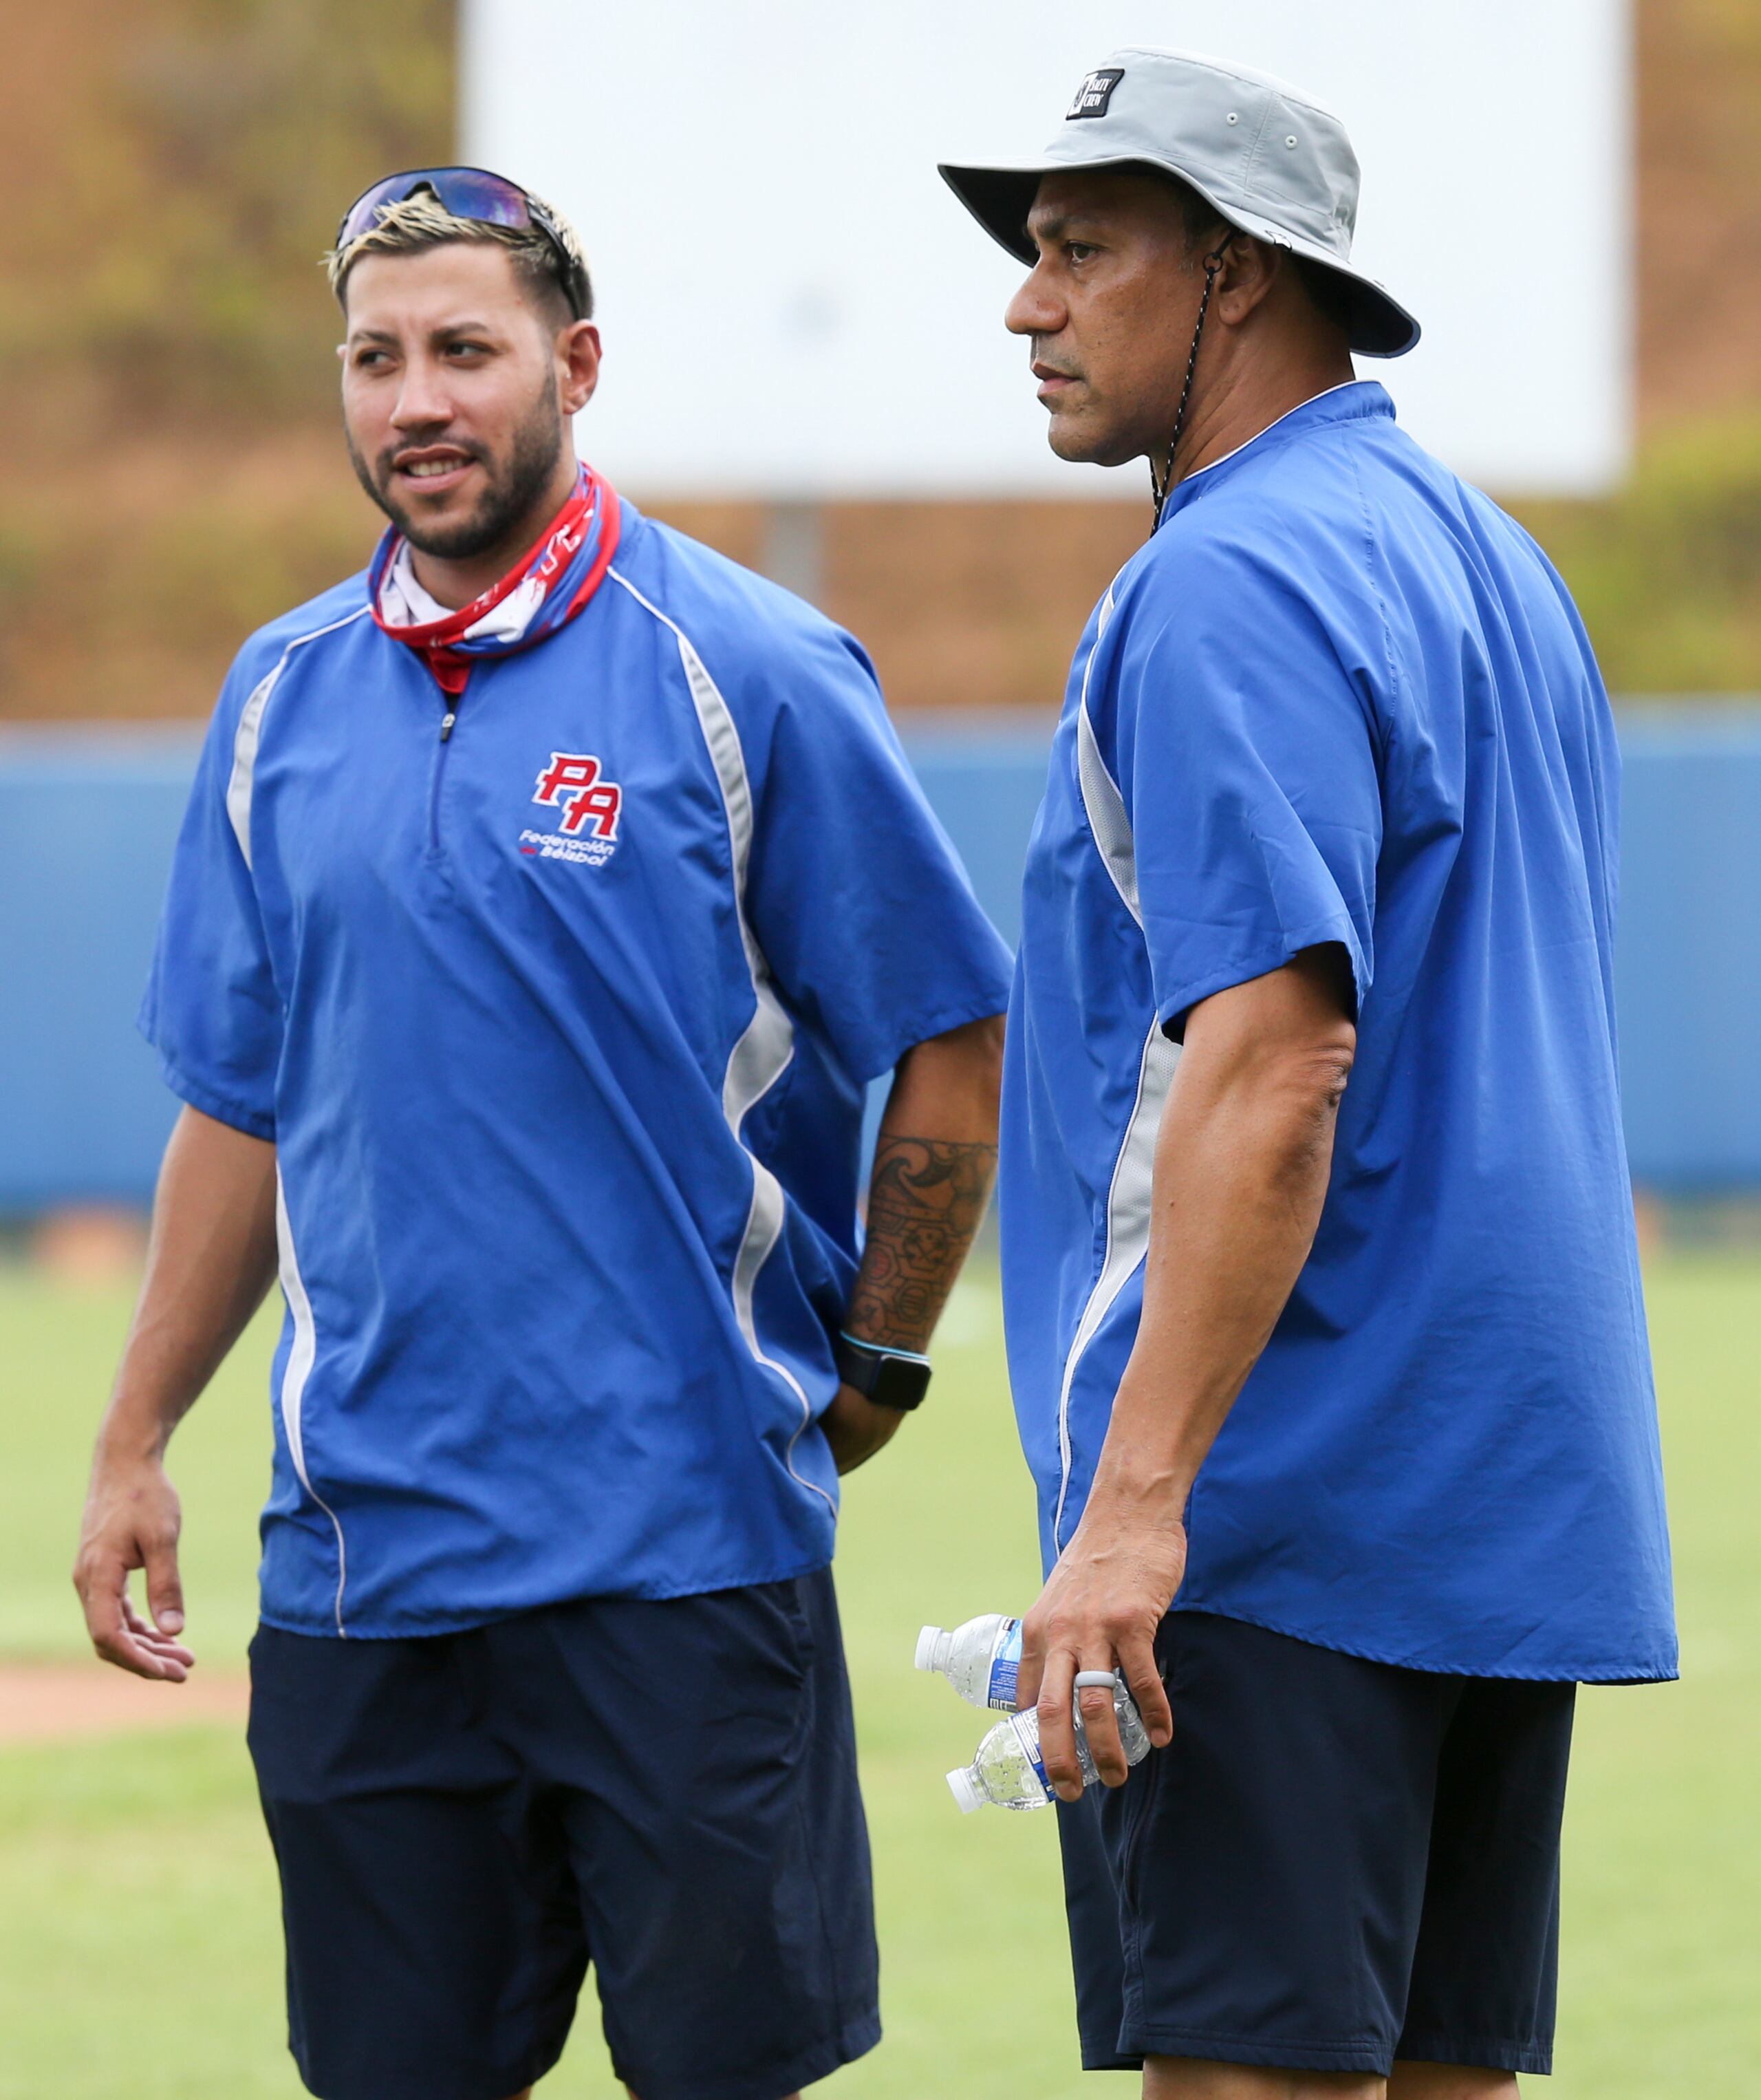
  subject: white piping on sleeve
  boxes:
[1050,1019,1179,1552]
[274,1174,349,1634]
[225,606,371,869]
[226,672,277,870]
[1052,586,1180,1550]
[1074,586,1140,926]
[607,566,833,1516]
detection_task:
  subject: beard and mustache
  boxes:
[346,378,565,564]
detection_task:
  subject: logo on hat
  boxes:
[1066,67,1125,120]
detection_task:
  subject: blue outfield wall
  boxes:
[1,709,1758,1208]
[0,730,204,1211]
[1612,709,1761,1186]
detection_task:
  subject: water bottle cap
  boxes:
[946,1766,984,1814]
[914,1626,944,1672]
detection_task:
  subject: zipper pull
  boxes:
[433,652,466,737]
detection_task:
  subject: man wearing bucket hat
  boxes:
[943,47,1675,2099]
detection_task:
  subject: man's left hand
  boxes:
[820,1382,907,1474]
[1017,1503,1183,1799]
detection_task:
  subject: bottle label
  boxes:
[986,1620,1024,1710]
[1007,1711,1054,1801]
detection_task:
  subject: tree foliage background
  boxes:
[0,0,451,718]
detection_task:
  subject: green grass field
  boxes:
[1,1253,1757,2099]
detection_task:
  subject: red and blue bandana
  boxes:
[369,463,621,696]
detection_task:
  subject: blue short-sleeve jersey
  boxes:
[142,502,1011,1638]
[1001,383,1676,1683]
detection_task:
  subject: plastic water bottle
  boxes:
[947,1679,1152,1812]
[915,1614,1024,1711]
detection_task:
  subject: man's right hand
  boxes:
[73,1447,196,1680]
[70,1105,281,1683]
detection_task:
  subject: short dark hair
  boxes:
[1151,167,1231,249]
[1291,255,1357,334]
[1149,167,1354,336]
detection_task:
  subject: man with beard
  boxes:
[940,47,1675,2100]
[74,169,1011,2100]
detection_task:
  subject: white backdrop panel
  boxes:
[462,0,1629,497]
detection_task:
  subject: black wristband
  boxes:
[834,1331,932,1412]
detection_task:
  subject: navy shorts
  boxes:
[1059,1611,1575,2079]
[247,1569,879,2100]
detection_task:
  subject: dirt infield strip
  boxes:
[0,1662,250,1746]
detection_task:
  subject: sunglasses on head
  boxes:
[334,167,591,319]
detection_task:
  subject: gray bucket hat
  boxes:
[940,46,1419,358]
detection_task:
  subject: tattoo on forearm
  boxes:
[845,1135,997,1353]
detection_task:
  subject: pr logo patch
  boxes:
[1067,67,1125,120]
[523,751,623,866]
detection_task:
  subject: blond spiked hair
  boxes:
[325,189,592,318]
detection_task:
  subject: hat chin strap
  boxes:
[1150,232,1233,527]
